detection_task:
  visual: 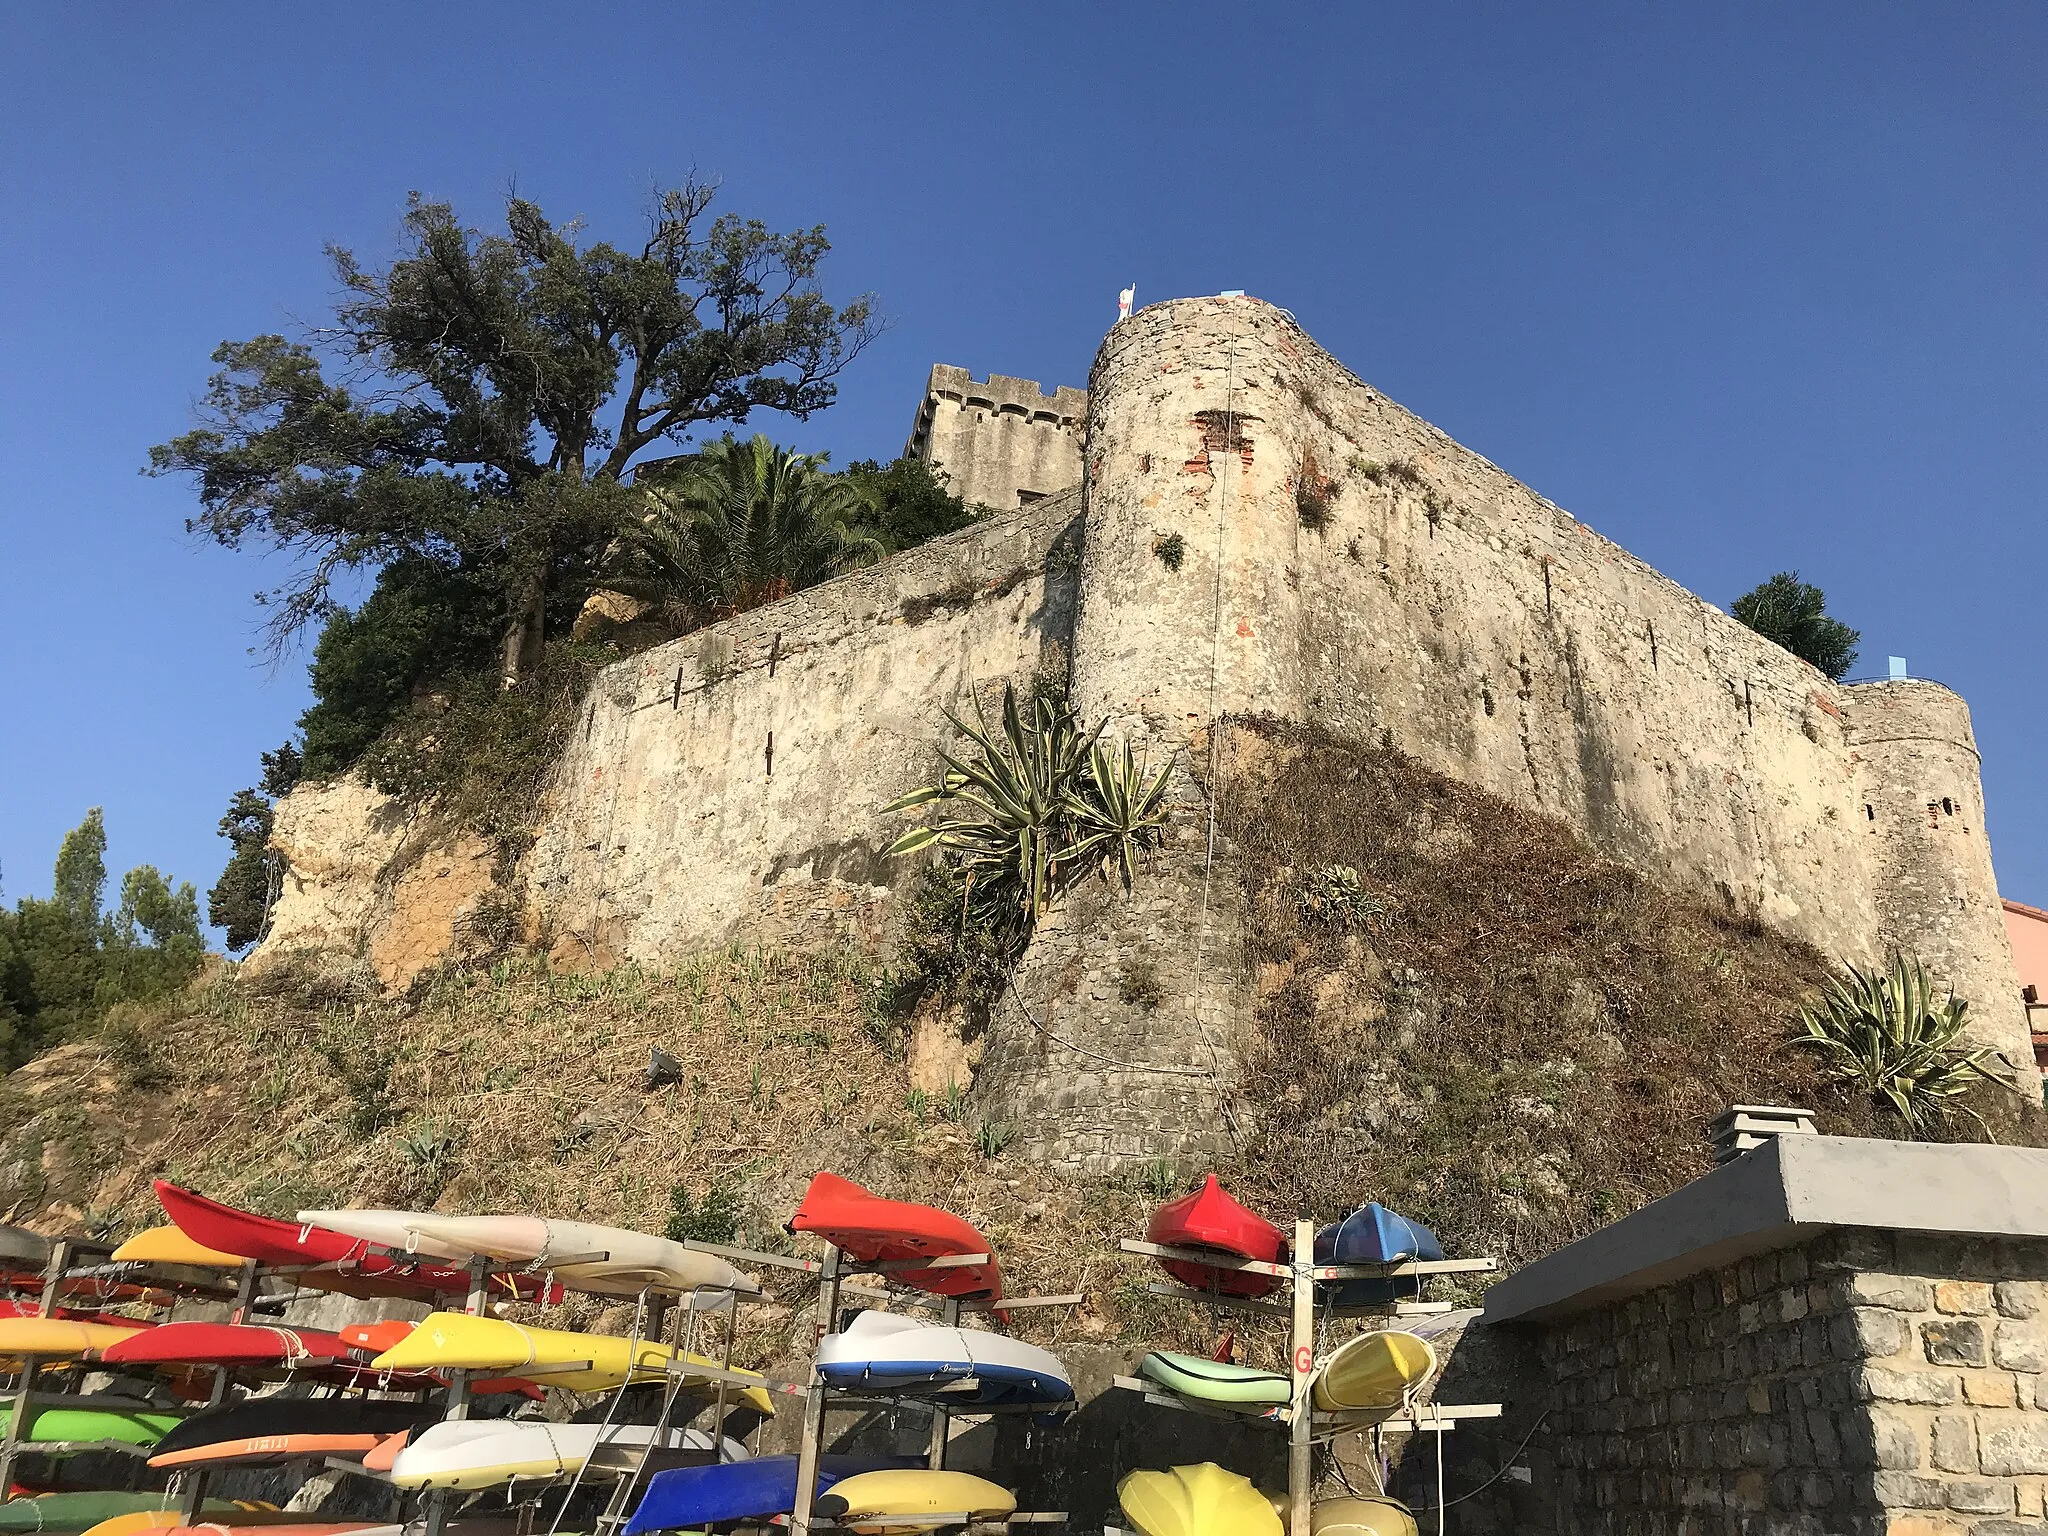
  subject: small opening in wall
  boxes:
[1941,797,1955,816]
[1865,805,1875,821]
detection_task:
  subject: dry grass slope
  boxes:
[1211,718,2037,1281]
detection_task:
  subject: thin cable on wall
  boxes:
[1188,341,1245,1139]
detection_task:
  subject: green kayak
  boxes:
[1139,1350,1292,1405]
[0,1493,253,1532]
[0,1403,183,1448]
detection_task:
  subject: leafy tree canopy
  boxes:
[1732,571,1861,681]
[207,744,304,953]
[149,183,880,689]
[0,809,204,1066]
[842,456,982,554]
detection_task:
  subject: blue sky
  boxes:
[1,3,2043,930]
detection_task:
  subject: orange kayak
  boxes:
[787,1173,1001,1301]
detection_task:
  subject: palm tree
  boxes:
[603,435,880,634]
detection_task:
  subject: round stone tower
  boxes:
[1844,679,2031,1078]
[1069,296,1322,760]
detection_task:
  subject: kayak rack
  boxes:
[1112,1220,1502,1536]
[681,1237,1075,1536]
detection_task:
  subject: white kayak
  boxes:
[297,1208,474,1262]
[388,1419,746,1490]
[815,1311,1072,1408]
[397,1215,757,1300]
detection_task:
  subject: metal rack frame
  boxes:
[672,1239,1073,1536]
[1113,1220,1501,1536]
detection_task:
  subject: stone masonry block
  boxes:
[1883,1521,1967,1536]
[2000,1283,2048,1321]
[1996,1325,2048,1373]
[1935,1281,1996,1316]
[1947,1479,2017,1514]
[1925,1319,1991,1368]
[1862,1367,1963,1406]
[1849,1274,1938,1312]
[1979,1418,2048,1477]
[1967,1373,2020,1408]
[1838,1309,1915,1358]
[1932,1413,1979,1474]
[1968,1523,2048,1536]
[1874,1471,1950,1508]
[1872,1411,1927,1470]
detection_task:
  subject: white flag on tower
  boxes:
[1118,284,1136,321]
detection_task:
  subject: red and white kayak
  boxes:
[787,1173,1001,1301]
[1145,1175,1286,1298]
[153,1184,558,1304]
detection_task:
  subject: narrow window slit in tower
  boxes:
[1647,620,1659,670]
[1942,797,1954,816]
[1743,681,1754,727]
[1542,562,1552,615]
[585,701,597,739]
[673,668,684,709]
[768,632,783,678]
[765,732,774,779]
[1865,805,1875,821]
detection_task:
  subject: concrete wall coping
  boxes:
[1482,1134,2048,1325]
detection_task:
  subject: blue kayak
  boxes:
[625,1455,906,1531]
[1315,1202,1444,1305]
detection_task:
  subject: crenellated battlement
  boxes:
[905,364,1087,513]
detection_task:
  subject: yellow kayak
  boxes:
[110,1226,245,1268]
[1313,1496,1420,1535]
[1311,1330,1436,1415]
[1117,1463,1281,1536]
[0,1317,150,1359]
[814,1470,1015,1533]
[369,1312,772,1414]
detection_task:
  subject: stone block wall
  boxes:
[1535,1228,2048,1536]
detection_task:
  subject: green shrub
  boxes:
[1792,955,2004,1134]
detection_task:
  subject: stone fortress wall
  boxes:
[252,295,2030,1163]
[1024,297,2028,1128]
[905,365,1087,513]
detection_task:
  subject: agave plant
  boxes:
[883,684,1172,941]
[1791,955,2001,1134]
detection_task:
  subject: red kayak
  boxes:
[788,1172,1002,1301]
[102,1319,540,1399]
[154,1183,559,1303]
[1145,1174,1286,1297]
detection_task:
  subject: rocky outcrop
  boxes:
[250,777,497,989]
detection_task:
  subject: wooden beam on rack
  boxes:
[1109,1377,1285,1426]
[1118,1238,1290,1279]
[960,1293,1083,1313]
[1310,1257,1498,1280]
[1288,1219,1314,1536]
[862,1252,990,1275]
[1143,1280,1292,1318]
[680,1238,828,1276]
[789,1244,841,1536]
[1333,1402,1503,1432]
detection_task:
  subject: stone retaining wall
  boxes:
[1535,1228,2048,1535]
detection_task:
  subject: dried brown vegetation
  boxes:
[1213,718,1918,1276]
